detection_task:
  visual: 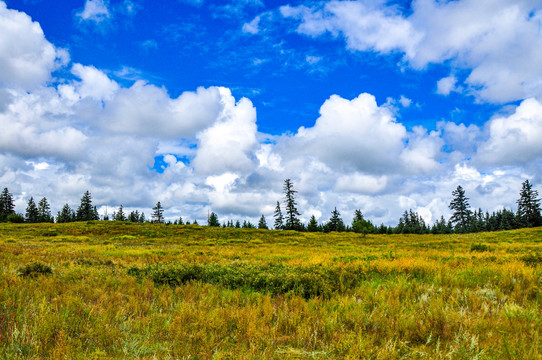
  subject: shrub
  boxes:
[18,262,53,277]
[470,243,493,252]
[7,214,25,223]
[128,263,369,299]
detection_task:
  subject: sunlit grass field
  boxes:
[1,222,541,359]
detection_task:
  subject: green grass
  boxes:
[1,222,541,359]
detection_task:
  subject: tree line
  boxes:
[0,179,541,235]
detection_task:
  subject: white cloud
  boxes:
[0,2,66,90]
[335,173,387,194]
[77,0,110,23]
[102,82,225,138]
[193,88,259,175]
[399,95,412,108]
[436,75,461,96]
[477,98,542,165]
[282,0,542,103]
[281,2,422,58]
[72,64,119,101]
[242,15,260,34]
[291,93,407,173]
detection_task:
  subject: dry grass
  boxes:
[0,222,541,359]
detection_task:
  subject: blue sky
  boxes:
[1,0,542,225]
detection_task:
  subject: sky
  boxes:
[1,0,542,226]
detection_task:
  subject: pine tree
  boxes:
[37,197,53,223]
[139,212,145,223]
[449,185,473,233]
[352,209,364,223]
[128,210,140,222]
[326,207,345,232]
[307,215,319,232]
[235,220,240,228]
[76,191,94,221]
[208,212,220,227]
[178,217,184,225]
[273,201,284,230]
[25,197,39,223]
[152,202,164,223]
[115,205,126,221]
[258,215,268,229]
[283,179,301,230]
[516,180,542,228]
[57,204,75,223]
[0,188,15,221]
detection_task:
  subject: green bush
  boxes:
[128,263,368,299]
[7,214,25,223]
[18,262,53,277]
[470,243,493,252]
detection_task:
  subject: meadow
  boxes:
[0,222,541,359]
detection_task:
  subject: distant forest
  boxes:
[0,179,541,235]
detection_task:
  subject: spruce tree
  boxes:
[76,191,94,221]
[25,197,39,223]
[0,188,15,221]
[449,185,473,233]
[37,197,53,223]
[57,204,75,223]
[326,207,345,232]
[115,205,126,221]
[516,180,542,228]
[283,179,301,230]
[152,202,164,223]
[352,209,364,223]
[258,215,268,229]
[128,210,140,222]
[307,215,319,232]
[273,201,284,230]
[208,212,220,227]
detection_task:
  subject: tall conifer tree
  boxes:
[516,180,542,227]
[283,179,301,230]
[449,185,473,233]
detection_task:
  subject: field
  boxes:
[1,222,541,359]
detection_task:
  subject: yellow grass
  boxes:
[0,222,541,359]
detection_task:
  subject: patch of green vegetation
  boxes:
[18,262,52,277]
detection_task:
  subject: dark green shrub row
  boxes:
[128,263,369,298]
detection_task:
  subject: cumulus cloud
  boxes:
[290,93,407,172]
[282,0,542,103]
[477,98,542,165]
[72,64,120,101]
[0,2,67,90]
[284,92,442,174]
[100,83,225,138]
[193,89,259,175]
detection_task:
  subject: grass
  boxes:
[0,222,541,359]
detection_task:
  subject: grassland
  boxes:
[1,222,541,359]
